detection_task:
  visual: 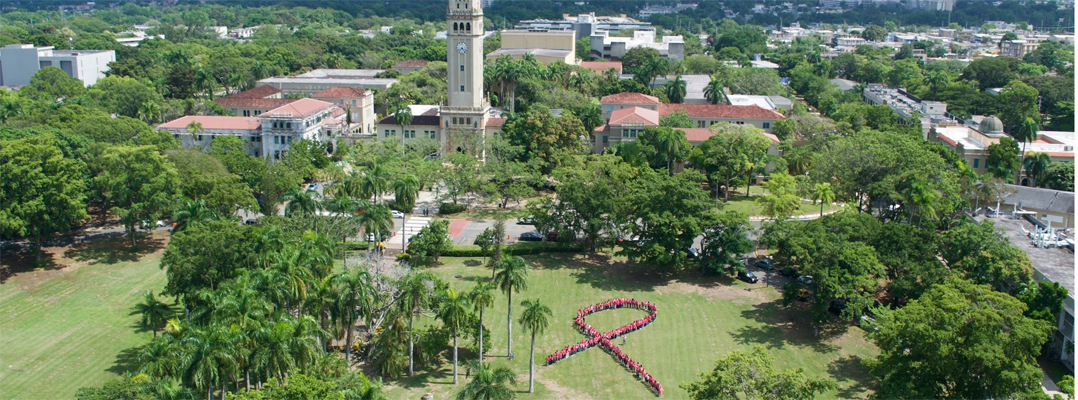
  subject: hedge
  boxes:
[439,202,468,215]
[342,241,371,251]
[442,242,585,257]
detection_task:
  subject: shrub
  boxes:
[439,202,468,215]
[442,242,585,257]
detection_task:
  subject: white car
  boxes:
[391,210,405,219]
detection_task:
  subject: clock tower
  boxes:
[443,0,489,153]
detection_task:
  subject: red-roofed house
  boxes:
[658,104,785,132]
[158,98,344,160]
[393,60,429,74]
[311,87,376,136]
[580,61,622,75]
[599,92,661,119]
[592,106,659,153]
[215,86,295,118]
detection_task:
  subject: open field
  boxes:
[382,253,879,400]
[0,232,169,400]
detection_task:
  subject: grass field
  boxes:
[0,232,168,400]
[382,253,879,400]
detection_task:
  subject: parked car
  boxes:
[780,266,800,278]
[546,230,558,241]
[796,288,810,301]
[737,270,759,283]
[754,259,776,271]
[306,183,318,191]
[474,235,492,245]
[391,210,405,219]
[685,247,700,258]
[797,275,814,286]
[244,219,260,225]
[517,217,534,225]
[518,232,543,242]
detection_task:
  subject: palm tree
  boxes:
[280,185,321,217]
[334,268,374,364]
[811,182,835,217]
[136,290,173,340]
[138,101,162,124]
[518,299,551,393]
[400,271,434,377]
[469,282,495,363]
[393,174,421,249]
[438,288,472,384]
[394,104,414,127]
[186,121,204,141]
[493,256,528,358]
[924,70,948,99]
[655,129,689,175]
[1012,117,1039,184]
[181,326,237,400]
[647,57,669,89]
[173,199,219,232]
[1023,152,1051,187]
[361,165,391,203]
[456,363,517,400]
[194,65,217,100]
[703,75,726,105]
[664,75,687,103]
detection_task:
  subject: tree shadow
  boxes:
[107,345,144,375]
[462,260,482,267]
[0,244,62,283]
[827,355,875,398]
[523,252,679,293]
[63,232,166,265]
[730,300,839,353]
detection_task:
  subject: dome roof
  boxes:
[981,116,1004,134]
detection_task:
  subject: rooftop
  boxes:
[224,85,282,99]
[214,97,297,109]
[296,69,386,78]
[486,48,573,58]
[264,98,334,119]
[157,115,262,131]
[393,59,429,68]
[659,104,786,120]
[579,61,622,74]
[609,106,660,126]
[311,87,370,98]
[600,92,660,105]
[978,215,1074,309]
[1001,185,1076,215]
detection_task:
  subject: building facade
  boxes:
[487,30,576,65]
[444,0,492,153]
[0,44,115,87]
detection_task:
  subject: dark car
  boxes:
[754,259,776,271]
[780,266,800,278]
[737,270,759,283]
[244,219,260,225]
[518,232,543,242]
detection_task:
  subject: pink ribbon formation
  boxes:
[545,299,662,396]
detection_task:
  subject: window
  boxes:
[973,158,980,168]
[622,129,638,138]
[196,134,204,141]
[763,122,770,129]
[273,151,280,160]
[243,110,250,117]
[254,111,260,116]
[427,131,437,139]
[352,100,357,106]
[405,130,416,138]
[697,121,705,128]
[286,136,293,144]
[466,118,472,125]
[460,85,465,92]
[602,135,609,144]
[286,122,292,129]
[606,106,613,112]
[460,65,465,71]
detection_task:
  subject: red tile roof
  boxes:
[394,59,429,68]
[486,118,506,128]
[580,61,622,74]
[608,107,659,126]
[311,87,370,98]
[659,104,785,120]
[157,116,262,131]
[215,97,297,109]
[680,128,781,144]
[265,98,334,119]
[600,92,660,105]
[227,85,281,99]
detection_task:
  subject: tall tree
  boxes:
[703,75,727,105]
[136,291,173,340]
[682,345,836,400]
[1022,152,1051,187]
[469,281,495,364]
[493,256,528,359]
[811,183,835,217]
[93,145,181,247]
[438,288,472,385]
[518,299,551,393]
[700,211,754,275]
[664,75,687,103]
[0,135,88,260]
[399,271,434,377]
[867,278,1051,399]
[756,173,801,220]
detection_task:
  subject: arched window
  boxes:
[453,22,458,31]
[466,23,471,31]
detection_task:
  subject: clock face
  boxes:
[457,42,468,54]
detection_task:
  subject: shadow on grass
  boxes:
[0,245,61,283]
[524,252,679,293]
[463,260,482,267]
[730,300,839,353]
[827,355,874,398]
[107,345,143,375]
[63,232,166,265]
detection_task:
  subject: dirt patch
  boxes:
[534,366,593,400]
[3,231,169,289]
[657,280,773,304]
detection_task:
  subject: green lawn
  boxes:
[383,253,878,400]
[0,234,168,400]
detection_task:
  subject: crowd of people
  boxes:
[545,299,663,395]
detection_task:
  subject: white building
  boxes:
[590,29,685,61]
[516,13,653,41]
[638,3,699,18]
[256,69,398,93]
[0,44,114,87]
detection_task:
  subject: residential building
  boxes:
[0,44,114,87]
[487,30,576,64]
[579,61,623,74]
[908,0,954,11]
[591,29,684,61]
[930,117,1075,176]
[516,13,653,41]
[157,98,344,160]
[638,3,699,18]
[393,59,429,74]
[658,103,785,131]
[1001,39,1040,58]
[310,87,377,136]
[599,92,660,120]
[214,86,294,118]
[256,68,397,93]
